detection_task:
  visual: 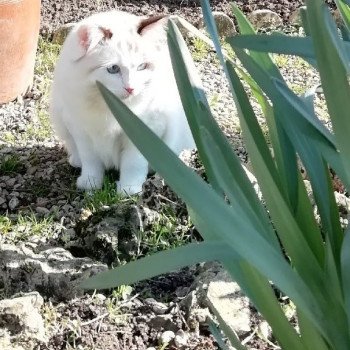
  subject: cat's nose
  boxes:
[124,87,134,94]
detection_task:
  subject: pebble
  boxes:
[36,206,50,216]
[8,197,19,210]
[144,298,168,315]
[174,330,189,347]
[159,330,175,345]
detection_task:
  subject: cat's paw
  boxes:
[77,174,103,191]
[68,154,82,168]
[117,181,143,196]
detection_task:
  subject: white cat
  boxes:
[50,11,195,195]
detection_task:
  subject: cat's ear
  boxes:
[72,24,113,60]
[137,15,169,41]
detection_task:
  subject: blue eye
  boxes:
[107,65,120,74]
[137,63,148,71]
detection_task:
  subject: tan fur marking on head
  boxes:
[137,15,167,35]
[98,26,113,40]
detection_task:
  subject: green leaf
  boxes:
[298,309,329,350]
[95,82,324,336]
[307,0,350,185]
[208,320,241,350]
[228,34,317,67]
[300,6,311,36]
[336,0,350,32]
[168,19,278,246]
[226,59,325,268]
[192,210,303,350]
[200,0,227,71]
[82,242,231,289]
[167,20,222,194]
[341,225,350,318]
[231,4,284,78]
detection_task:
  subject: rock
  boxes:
[8,196,19,210]
[196,263,251,335]
[258,320,272,341]
[145,298,168,315]
[0,197,6,205]
[248,9,283,29]
[174,329,189,348]
[333,9,343,26]
[159,330,175,345]
[0,329,26,350]
[179,290,197,317]
[52,23,76,45]
[149,314,178,332]
[0,243,107,300]
[335,191,350,213]
[69,204,141,264]
[289,6,306,26]
[197,11,235,37]
[0,292,45,342]
[35,206,50,216]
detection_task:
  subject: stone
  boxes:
[159,330,175,345]
[0,197,6,205]
[52,23,76,45]
[289,6,306,26]
[179,290,197,317]
[149,315,178,332]
[248,9,283,29]
[174,329,189,348]
[197,11,235,37]
[0,292,45,342]
[68,204,141,264]
[0,243,107,300]
[144,298,168,315]
[35,206,50,216]
[196,263,251,335]
[335,191,350,213]
[8,196,19,210]
[333,9,343,26]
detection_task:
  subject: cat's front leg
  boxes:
[118,142,148,196]
[75,139,104,190]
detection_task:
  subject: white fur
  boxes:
[50,11,195,195]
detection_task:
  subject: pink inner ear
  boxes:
[78,25,90,50]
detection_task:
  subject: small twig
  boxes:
[81,313,108,327]
[118,292,140,306]
[175,302,190,330]
[157,194,180,206]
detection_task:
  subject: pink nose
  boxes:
[125,87,134,94]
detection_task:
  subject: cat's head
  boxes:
[69,12,169,102]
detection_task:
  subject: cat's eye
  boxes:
[137,63,148,71]
[107,65,120,74]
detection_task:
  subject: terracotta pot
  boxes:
[0,0,41,104]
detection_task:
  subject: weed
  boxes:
[0,216,12,234]
[209,93,220,108]
[35,37,61,78]
[2,212,55,242]
[1,132,16,145]
[140,205,193,255]
[190,37,211,61]
[0,155,24,175]
[84,175,126,211]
